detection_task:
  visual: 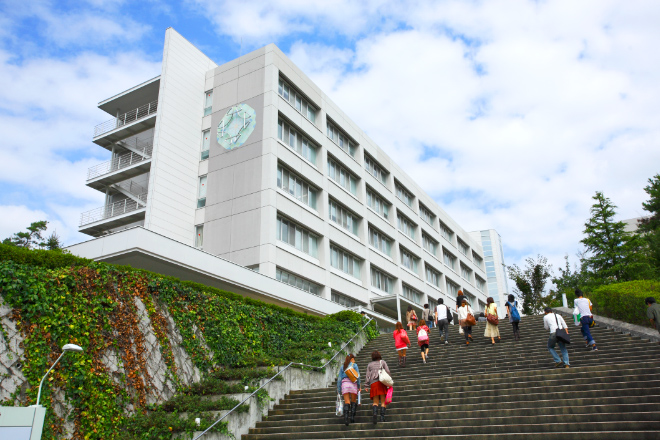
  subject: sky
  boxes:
[1,0,659,283]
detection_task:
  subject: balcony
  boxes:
[87,139,153,191]
[79,193,148,236]
[93,100,158,148]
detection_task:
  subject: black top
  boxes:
[456,295,465,306]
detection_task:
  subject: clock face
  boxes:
[217,103,257,150]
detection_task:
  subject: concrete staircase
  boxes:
[243,314,660,439]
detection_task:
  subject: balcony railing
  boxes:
[94,100,158,137]
[80,193,148,227]
[87,142,153,180]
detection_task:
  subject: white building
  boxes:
[469,229,510,317]
[70,28,492,327]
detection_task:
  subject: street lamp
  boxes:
[33,343,84,407]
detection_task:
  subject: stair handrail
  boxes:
[192,317,374,440]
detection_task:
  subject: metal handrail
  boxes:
[87,143,153,180]
[79,193,148,226]
[93,99,158,137]
[192,317,374,440]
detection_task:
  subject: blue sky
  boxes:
[1,0,660,278]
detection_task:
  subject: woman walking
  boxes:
[393,321,410,367]
[406,305,418,330]
[506,294,521,341]
[422,304,434,328]
[416,319,431,363]
[364,351,391,424]
[484,297,501,345]
[457,298,475,345]
[337,354,360,425]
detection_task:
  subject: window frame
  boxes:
[419,203,435,227]
[327,155,358,196]
[203,90,213,116]
[364,153,387,184]
[276,215,320,258]
[397,211,416,240]
[328,198,359,235]
[395,180,415,209]
[197,175,207,208]
[278,76,318,124]
[370,265,394,294]
[277,164,318,210]
[330,243,362,279]
[276,267,321,295]
[366,186,390,220]
[327,118,358,158]
[277,117,319,165]
[368,225,393,257]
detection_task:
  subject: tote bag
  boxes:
[378,360,393,387]
[555,313,571,344]
[335,394,343,416]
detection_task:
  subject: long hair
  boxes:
[419,319,426,326]
[344,354,355,370]
[395,321,404,331]
[508,294,515,302]
[371,350,382,361]
[407,305,413,312]
[487,297,494,304]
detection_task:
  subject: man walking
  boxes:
[574,289,598,351]
[646,297,660,334]
[435,298,450,345]
[543,307,570,368]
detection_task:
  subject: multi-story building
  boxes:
[469,229,510,316]
[71,28,491,325]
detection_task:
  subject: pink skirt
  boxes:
[341,378,358,395]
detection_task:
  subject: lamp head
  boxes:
[62,344,83,353]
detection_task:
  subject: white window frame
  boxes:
[277,165,318,210]
[203,91,213,116]
[197,175,207,208]
[368,226,392,257]
[278,118,318,165]
[278,77,317,123]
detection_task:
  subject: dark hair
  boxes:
[575,288,584,297]
[371,350,382,361]
[424,304,429,309]
[544,307,552,313]
[646,297,657,305]
[438,298,444,304]
[487,297,494,305]
[419,319,426,326]
[508,294,515,302]
[407,305,413,312]
[344,354,355,370]
[395,321,404,331]
[479,312,485,317]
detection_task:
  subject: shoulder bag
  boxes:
[486,305,499,325]
[554,313,571,344]
[446,306,453,323]
[465,311,477,326]
[344,364,359,383]
[378,360,393,387]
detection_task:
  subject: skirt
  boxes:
[484,321,501,337]
[341,378,358,395]
[370,381,388,398]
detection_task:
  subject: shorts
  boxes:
[420,344,429,351]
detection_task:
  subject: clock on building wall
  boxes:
[216,103,257,150]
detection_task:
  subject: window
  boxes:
[329,199,359,235]
[440,222,454,242]
[327,120,357,158]
[476,275,486,292]
[458,239,469,256]
[428,298,438,314]
[422,233,438,255]
[443,249,456,271]
[473,252,484,268]
[371,266,393,294]
[364,154,387,184]
[446,278,459,297]
[278,118,318,164]
[395,181,414,208]
[203,91,213,116]
[461,263,472,281]
[278,77,317,123]
[402,285,422,305]
[400,247,418,273]
[201,129,210,160]
[332,290,361,308]
[195,225,203,248]
[368,227,392,256]
[276,268,321,295]
[419,203,435,227]
[330,245,361,279]
[327,156,358,196]
[366,188,389,220]
[277,165,317,210]
[397,212,416,240]
[276,216,319,258]
[197,175,207,208]
[425,264,441,288]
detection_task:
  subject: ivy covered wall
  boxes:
[0,244,378,439]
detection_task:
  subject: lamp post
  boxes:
[33,343,84,407]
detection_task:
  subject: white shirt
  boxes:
[457,304,474,321]
[544,313,568,334]
[436,305,449,321]
[574,297,593,317]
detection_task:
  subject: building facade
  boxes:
[77,28,491,323]
[469,229,510,316]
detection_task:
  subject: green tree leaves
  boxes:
[507,255,552,315]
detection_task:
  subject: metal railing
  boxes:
[87,142,153,180]
[94,100,158,137]
[192,317,374,440]
[79,193,148,226]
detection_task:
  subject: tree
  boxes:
[581,191,653,283]
[553,254,587,294]
[637,174,660,276]
[2,220,49,249]
[507,255,553,315]
[45,231,63,251]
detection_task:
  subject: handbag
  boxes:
[465,312,476,326]
[344,365,359,383]
[510,301,521,323]
[554,313,571,344]
[385,386,393,405]
[487,304,499,325]
[378,360,393,387]
[335,394,343,416]
[446,306,453,323]
[411,311,418,321]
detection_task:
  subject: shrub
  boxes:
[587,280,660,327]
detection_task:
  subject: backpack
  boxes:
[510,301,521,323]
[418,328,428,342]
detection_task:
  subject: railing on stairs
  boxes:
[192,317,374,440]
[87,141,153,180]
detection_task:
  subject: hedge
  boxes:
[587,280,660,327]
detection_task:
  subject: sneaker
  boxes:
[565,365,570,368]
[445,341,449,345]
[591,345,599,351]
[555,362,565,368]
